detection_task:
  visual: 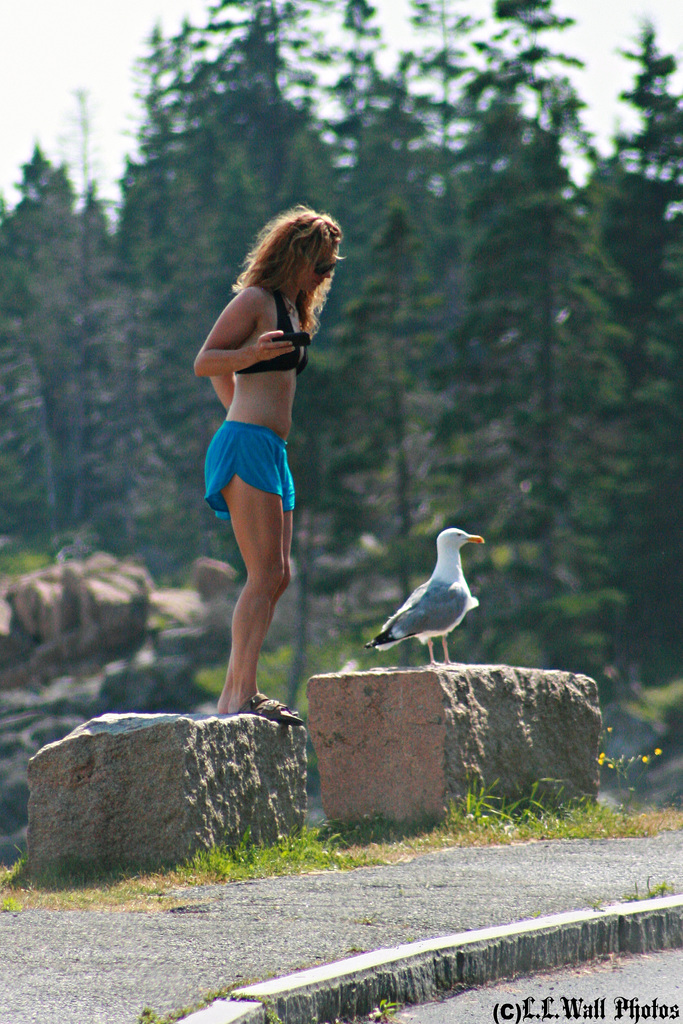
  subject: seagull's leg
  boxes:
[442,636,451,664]
[427,638,436,664]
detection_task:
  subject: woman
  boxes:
[194,206,342,724]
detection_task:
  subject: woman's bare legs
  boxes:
[220,509,292,708]
[216,476,292,714]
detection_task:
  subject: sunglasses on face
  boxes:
[314,258,337,276]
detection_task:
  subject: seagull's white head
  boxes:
[437,528,485,552]
[433,528,485,581]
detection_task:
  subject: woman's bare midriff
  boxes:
[227,371,296,439]
[225,288,299,438]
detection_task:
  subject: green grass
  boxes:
[193,665,226,696]
[622,877,675,902]
[175,825,362,884]
[0,547,53,578]
[136,981,250,1024]
[2,788,681,912]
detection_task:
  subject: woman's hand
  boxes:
[194,289,294,378]
[251,330,294,364]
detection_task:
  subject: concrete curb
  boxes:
[182,895,683,1024]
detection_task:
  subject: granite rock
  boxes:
[307,665,601,823]
[192,557,238,601]
[1,554,152,691]
[27,712,307,875]
[6,554,151,650]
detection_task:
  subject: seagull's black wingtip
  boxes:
[366,627,393,648]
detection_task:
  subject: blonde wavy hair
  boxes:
[234,206,342,334]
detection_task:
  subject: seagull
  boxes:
[365,528,484,664]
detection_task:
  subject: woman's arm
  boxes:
[194,287,294,377]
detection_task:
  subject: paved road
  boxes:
[1,831,682,1024]
[395,947,683,1023]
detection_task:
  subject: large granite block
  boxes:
[27,713,306,875]
[307,665,601,823]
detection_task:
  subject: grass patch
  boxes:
[0,546,52,578]
[174,825,366,886]
[0,852,186,912]
[622,877,675,902]
[193,664,225,697]
[326,784,683,856]
[135,981,249,1024]
[2,788,681,912]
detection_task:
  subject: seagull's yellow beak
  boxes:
[468,535,485,544]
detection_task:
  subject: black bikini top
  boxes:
[236,290,308,376]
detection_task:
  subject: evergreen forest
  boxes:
[1,0,682,709]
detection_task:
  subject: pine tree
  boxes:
[0,150,80,541]
[406,0,481,373]
[448,0,625,673]
[318,199,442,603]
[408,0,480,152]
[0,147,123,548]
[332,0,383,148]
[595,22,683,682]
[190,0,336,210]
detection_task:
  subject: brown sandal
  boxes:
[237,692,304,727]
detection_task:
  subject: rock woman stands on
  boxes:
[194,206,342,724]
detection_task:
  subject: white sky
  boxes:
[1,0,682,210]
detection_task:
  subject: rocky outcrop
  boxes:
[27,713,307,875]
[192,556,238,601]
[0,553,239,694]
[1,554,152,690]
[0,638,218,864]
[307,665,602,823]
[0,553,240,865]
[0,674,105,865]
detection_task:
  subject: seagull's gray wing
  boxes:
[385,580,469,640]
[380,580,430,630]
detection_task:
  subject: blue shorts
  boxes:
[204,420,295,521]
